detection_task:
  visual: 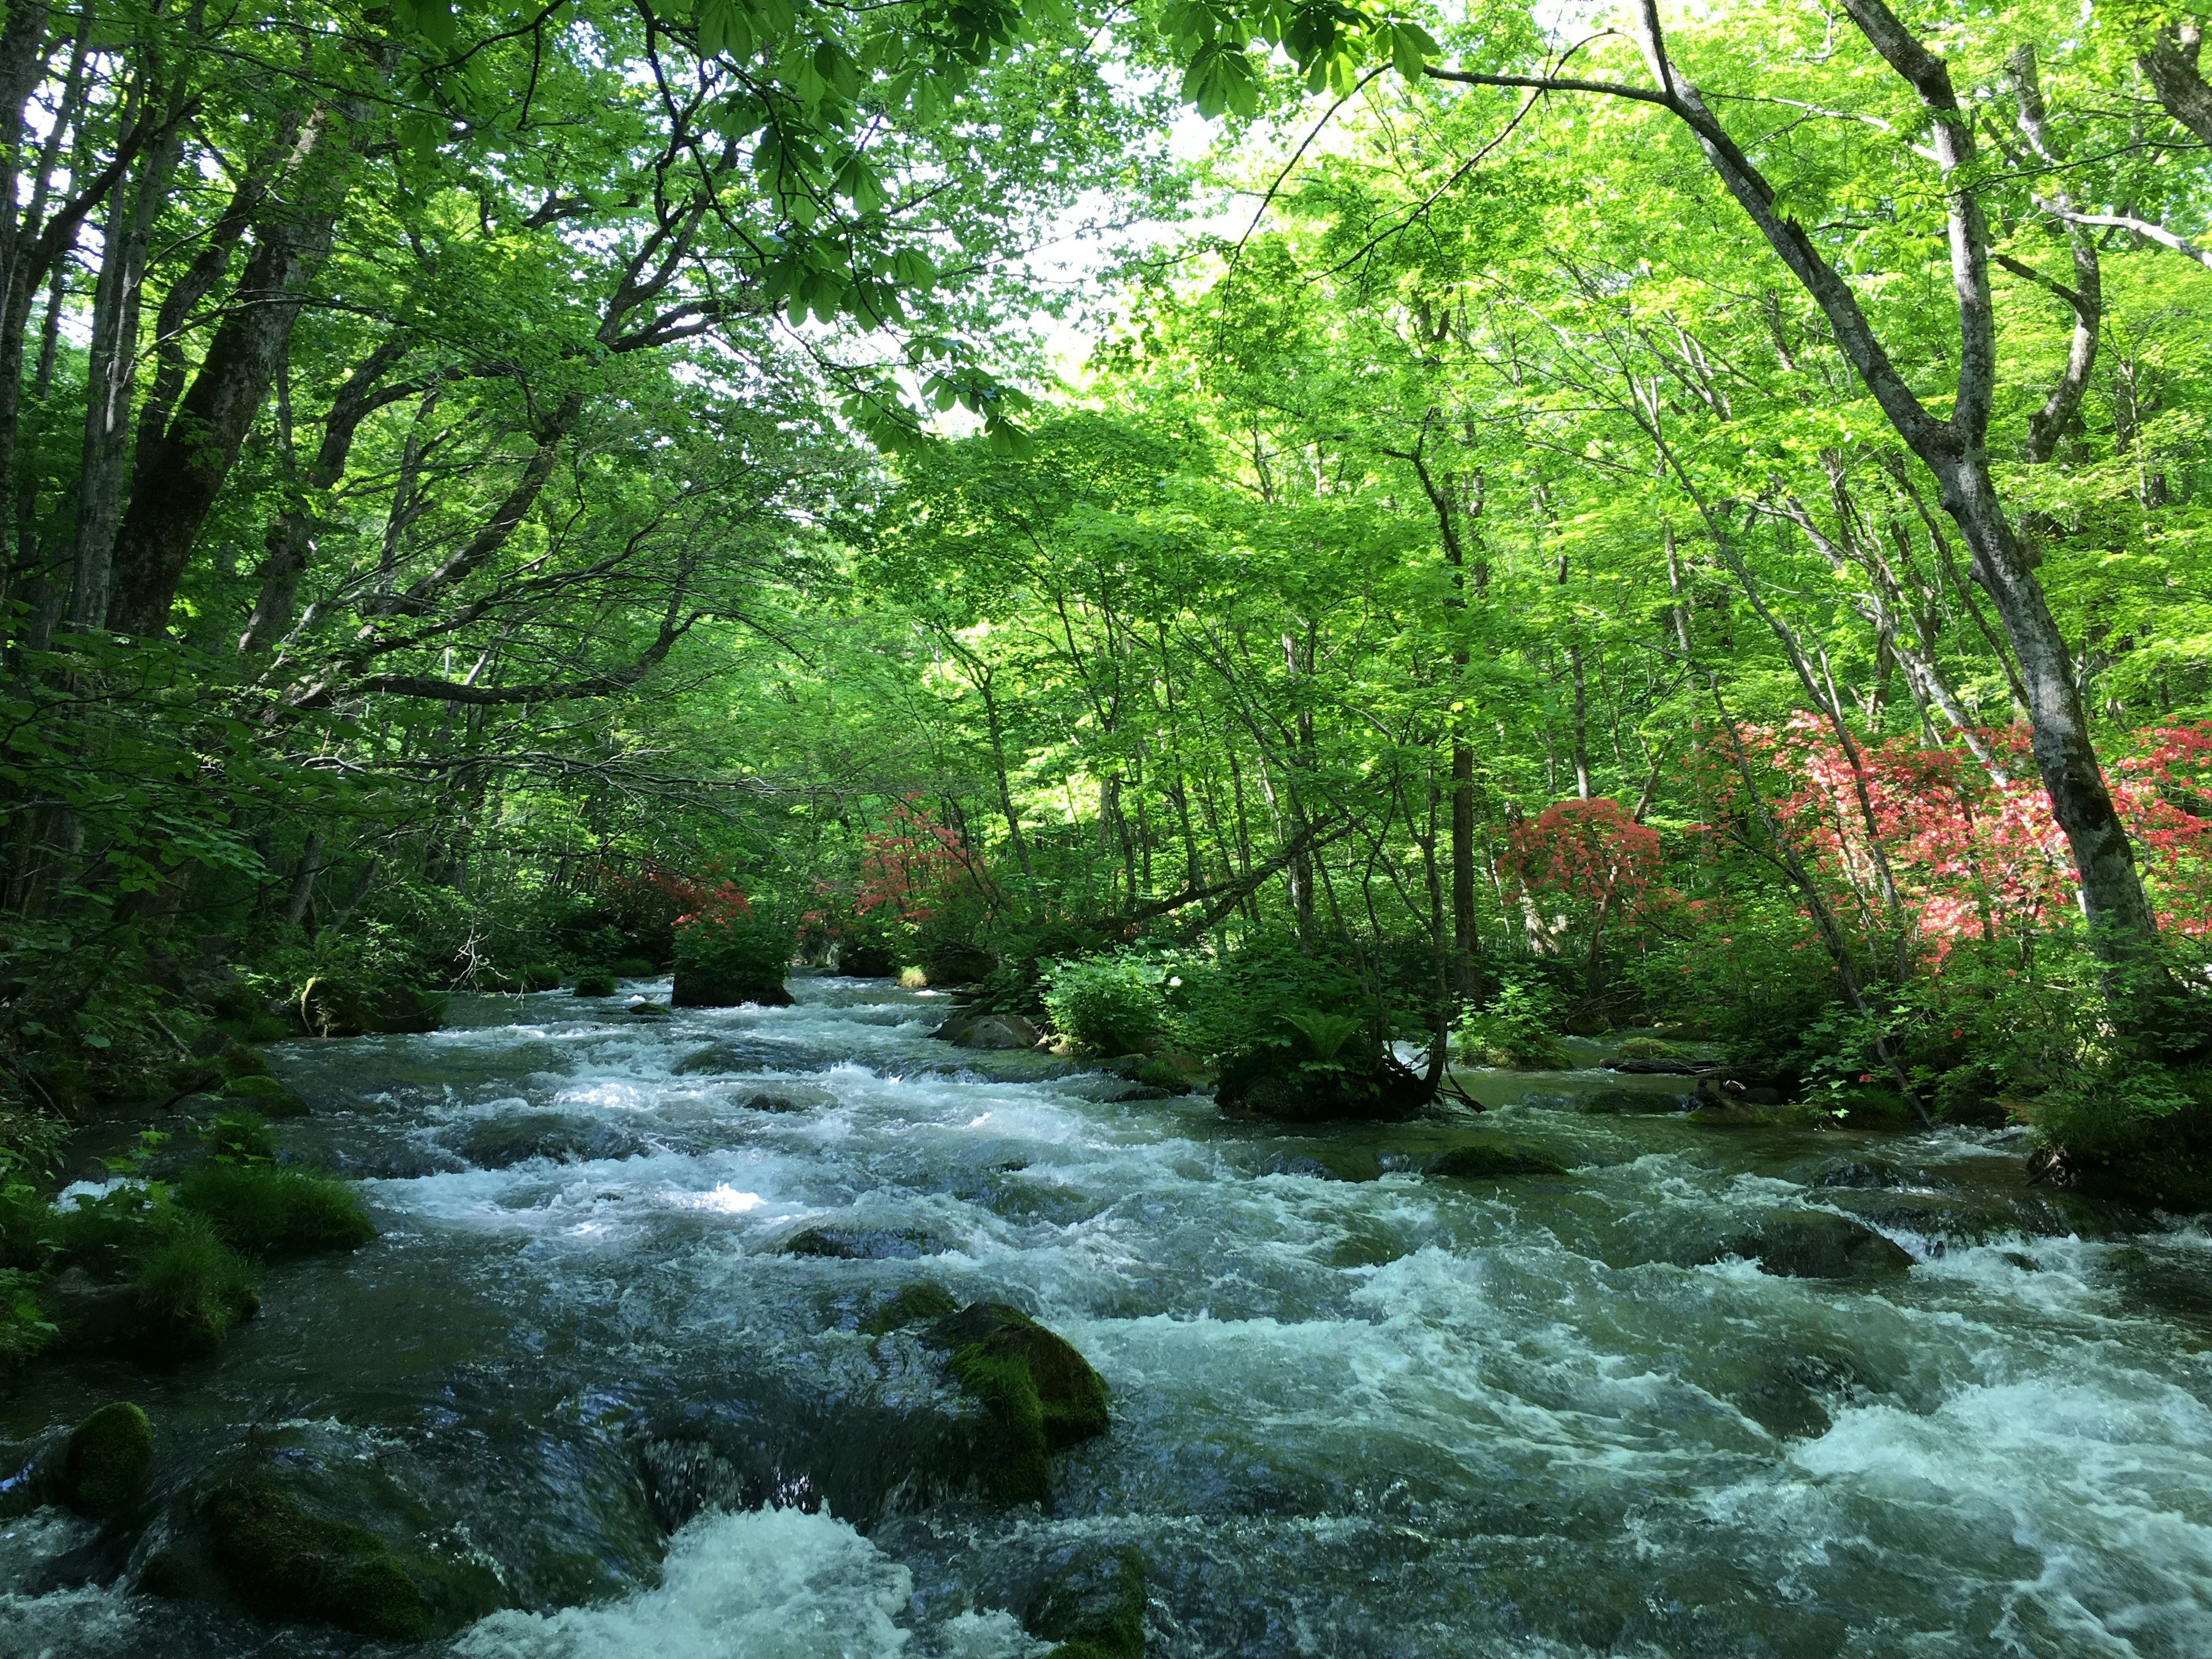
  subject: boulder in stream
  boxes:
[957,1014,1042,1050]
[454,1112,646,1169]
[1736,1211,1913,1279]
[778,1225,946,1260]
[219,1074,310,1118]
[1025,1544,1148,1659]
[922,1302,1111,1504]
[1577,1088,1691,1115]
[1426,1138,1571,1180]
[142,1472,504,1641]
[54,1402,153,1524]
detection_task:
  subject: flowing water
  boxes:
[7,976,2212,1658]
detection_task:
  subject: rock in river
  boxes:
[1735,1211,1913,1279]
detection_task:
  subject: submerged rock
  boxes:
[455,1113,646,1169]
[149,1474,503,1640]
[778,1225,945,1260]
[1027,1545,1148,1659]
[1426,1139,1571,1180]
[860,1281,961,1334]
[1735,1212,1913,1279]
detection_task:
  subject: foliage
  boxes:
[1041,955,1171,1054]
[672,888,795,1001]
[1453,975,1573,1071]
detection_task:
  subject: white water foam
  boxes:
[455,1505,998,1659]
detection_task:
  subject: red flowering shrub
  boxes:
[1695,717,2212,966]
[854,797,976,925]
[1498,797,1669,959]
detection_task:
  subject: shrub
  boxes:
[671,904,794,1007]
[205,1108,277,1165]
[572,970,616,997]
[1041,956,1168,1055]
[1453,976,1573,1070]
[612,956,657,977]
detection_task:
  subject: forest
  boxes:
[6,0,2212,1655]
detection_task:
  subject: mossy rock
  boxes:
[1735,1211,1914,1279]
[572,970,617,997]
[779,1225,944,1260]
[627,999,673,1020]
[836,942,899,977]
[861,1281,960,1334]
[925,1301,1111,1494]
[1576,1088,1689,1116]
[221,1074,309,1118]
[63,1402,153,1523]
[1132,1059,1194,1096]
[1029,1547,1146,1659]
[300,978,445,1039]
[1215,1058,1430,1124]
[1460,1032,1574,1071]
[611,957,657,977]
[670,965,795,1008]
[1426,1139,1570,1180]
[175,1164,376,1259]
[1616,1036,1691,1062]
[199,1476,498,1640]
[216,1039,271,1080]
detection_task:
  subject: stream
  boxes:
[7,975,2212,1657]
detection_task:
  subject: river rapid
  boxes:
[6,975,2212,1658]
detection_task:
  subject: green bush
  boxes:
[1042,956,1169,1055]
[671,911,794,1007]
[612,956,657,977]
[204,1108,277,1165]
[1452,976,1572,1070]
[572,969,616,997]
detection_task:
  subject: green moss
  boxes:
[573,970,617,997]
[175,1164,375,1259]
[134,1214,258,1355]
[949,1343,1051,1502]
[1616,1036,1690,1061]
[221,1075,309,1118]
[205,1477,433,1640]
[931,1302,1111,1466]
[612,956,656,976]
[216,1040,271,1080]
[1031,1547,1146,1659]
[0,1268,55,1372]
[64,1402,153,1522]
[862,1281,960,1333]
[1132,1059,1193,1095]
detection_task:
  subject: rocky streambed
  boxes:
[6,976,2212,1657]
